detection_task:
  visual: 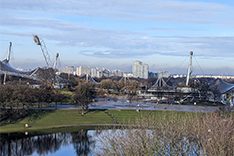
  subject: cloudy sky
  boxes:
[0,0,234,75]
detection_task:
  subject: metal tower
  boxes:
[3,42,12,84]
[53,53,59,70]
[6,42,12,63]
[186,51,193,86]
[33,35,51,68]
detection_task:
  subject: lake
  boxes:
[0,127,203,156]
[0,128,103,156]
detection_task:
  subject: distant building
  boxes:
[132,61,142,78]
[16,67,24,71]
[113,70,124,77]
[123,73,133,78]
[102,68,110,77]
[76,66,90,76]
[91,68,124,78]
[132,61,149,79]
[142,64,149,79]
[91,68,108,78]
[148,72,157,78]
[91,68,102,78]
[61,66,74,75]
[157,71,170,78]
[148,71,170,78]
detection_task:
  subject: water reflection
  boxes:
[0,129,96,156]
[1,128,201,156]
[71,130,95,156]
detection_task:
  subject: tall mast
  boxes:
[6,42,12,63]
[33,35,51,68]
[186,51,193,86]
[53,53,59,70]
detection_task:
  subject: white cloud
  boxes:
[1,0,234,74]
[1,0,234,24]
[1,15,234,59]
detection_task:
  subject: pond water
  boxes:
[0,127,203,156]
[0,128,103,156]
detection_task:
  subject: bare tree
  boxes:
[99,79,113,93]
[97,111,234,156]
[51,90,67,109]
[72,81,96,116]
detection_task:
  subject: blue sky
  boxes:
[0,0,234,75]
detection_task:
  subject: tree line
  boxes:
[0,83,67,109]
[0,76,227,122]
[0,76,226,110]
[0,77,144,121]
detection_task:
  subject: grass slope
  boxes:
[0,109,198,133]
[107,109,199,124]
[0,109,113,133]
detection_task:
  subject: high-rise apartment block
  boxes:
[157,71,170,78]
[113,70,124,77]
[61,66,124,78]
[148,71,170,78]
[61,66,74,75]
[76,66,90,76]
[91,68,102,78]
[91,68,124,78]
[132,61,149,79]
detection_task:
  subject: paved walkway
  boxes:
[38,100,228,113]
[88,101,222,113]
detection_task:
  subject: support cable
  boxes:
[178,55,189,68]
[194,56,205,75]
[164,55,189,86]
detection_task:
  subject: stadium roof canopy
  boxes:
[0,59,38,80]
[209,79,234,94]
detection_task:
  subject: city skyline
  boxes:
[1,0,234,76]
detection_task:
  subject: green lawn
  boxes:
[0,109,113,133]
[107,109,149,123]
[108,109,201,125]
[21,109,113,125]
[0,109,201,133]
